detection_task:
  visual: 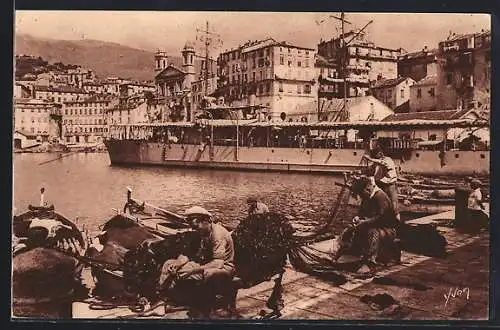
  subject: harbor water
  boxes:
[13,153,352,234]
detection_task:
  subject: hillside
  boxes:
[14,34,187,81]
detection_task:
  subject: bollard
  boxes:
[454,187,471,229]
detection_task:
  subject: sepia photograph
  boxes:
[12,11,490,320]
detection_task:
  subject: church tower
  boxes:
[181,41,196,89]
[154,50,168,75]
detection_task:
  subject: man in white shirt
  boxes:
[363,146,400,222]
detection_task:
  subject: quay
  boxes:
[72,205,489,320]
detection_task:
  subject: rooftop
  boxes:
[398,48,438,61]
[35,85,87,94]
[412,75,437,87]
[371,76,411,89]
[382,109,474,122]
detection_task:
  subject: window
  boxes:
[259,71,263,81]
[232,52,236,60]
[298,61,302,67]
[280,55,284,65]
[252,72,256,82]
[417,88,422,98]
[429,88,435,96]
[288,60,292,67]
[304,84,311,94]
[266,83,271,93]
[304,60,309,67]
[400,89,405,99]
[258,85,263,94]
[305,50,309,56]
[279,82,284,92]
[297,85,302,94]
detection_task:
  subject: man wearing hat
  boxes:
[247,196,269,216]
[159,206,235,315]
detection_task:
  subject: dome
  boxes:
[183,40,196,52]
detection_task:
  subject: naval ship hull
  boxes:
[104,139,490,176]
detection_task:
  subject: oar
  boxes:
[38,151,78,166]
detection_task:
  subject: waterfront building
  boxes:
[317,30,402,99]
[106,94,158,126]
[215,38,317,121]
[409,75,438,112]
[153,43,196,122]
[62,94,115,144]
[378,108,489,150]
[397,47,439,82]
[370,76,415,112]
[436,30,491,111]
[13,98,62,142]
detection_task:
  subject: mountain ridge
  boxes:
[15,33,188,81]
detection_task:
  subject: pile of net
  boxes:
[13,247,80,301]
[232,212,296,285]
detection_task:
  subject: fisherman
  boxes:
[332,176,399,272]
[247,196,269,216]
[159,206,235,316]
[467,179,488,231]
[362,146,400,222]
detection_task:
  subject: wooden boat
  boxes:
[12,188,87,318]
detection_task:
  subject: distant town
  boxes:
[13,25,490,151]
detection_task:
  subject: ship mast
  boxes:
[327,13,372,121]
[195,21,222,98]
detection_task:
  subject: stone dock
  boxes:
[72,207,490,320]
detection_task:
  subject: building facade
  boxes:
[62,95,114,143]
[397,47,439,82]
[215,38,317,121]
[371,76,415,111]
[13,98,62,141]
[436,30,491,111]
[317,30,401,99]
[34,85,88,104]
[409,75,437,112]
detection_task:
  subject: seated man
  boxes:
[332,176,399,271]
[466,179,489,231]
[159,206,235,316]
[247,197,269,216]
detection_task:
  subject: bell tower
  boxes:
[181,41,196,87]
[154,50,168,74]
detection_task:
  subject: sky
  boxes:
[15,11,491,56]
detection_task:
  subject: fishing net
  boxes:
[232,212,295,285]
[13,247,79,299]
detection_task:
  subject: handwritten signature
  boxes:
[444,287,470,307]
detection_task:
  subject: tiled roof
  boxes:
[398,49,438,61]
[35,85,86,94]
[371,76,409,89]
[382,109,473,122]
[443,30,490,43]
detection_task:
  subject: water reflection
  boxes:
[13,153,348,232]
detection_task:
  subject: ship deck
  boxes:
[72,205,490,320]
